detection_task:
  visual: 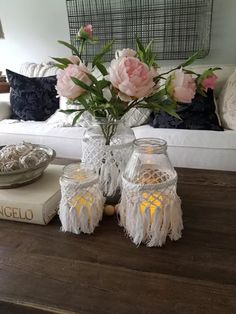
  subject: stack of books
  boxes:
[0,164,64,225]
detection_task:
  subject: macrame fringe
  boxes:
[117,182,183,247]
[82,140,133,197]
[99,161,120,197]
[59,180,105,234]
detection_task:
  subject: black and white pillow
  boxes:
[6,69,59,121]
[149,89,223,131]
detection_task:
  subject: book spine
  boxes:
[0,201,45,225]
[42,191,61,224]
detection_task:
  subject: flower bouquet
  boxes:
[54,24,219,196]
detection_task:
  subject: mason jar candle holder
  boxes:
[59,163,105,234]
[117,138,183,247]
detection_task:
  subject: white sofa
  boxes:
[0,63,236,171]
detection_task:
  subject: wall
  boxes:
[0,0,70,72]
[0,0,236,72]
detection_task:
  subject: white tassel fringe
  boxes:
[82,140,133,197]
[118,178,183,247]
[59,179,105,234]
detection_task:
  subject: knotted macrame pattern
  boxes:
[117,169,183,247]
[59,177,105,234]
[82,139,133,196]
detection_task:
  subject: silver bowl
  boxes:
[0,145,56,189]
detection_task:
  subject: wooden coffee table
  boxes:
[0,160,235,314]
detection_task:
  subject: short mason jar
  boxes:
[59,162,104,234]
[82,117,135,198]
[118,138,183,247]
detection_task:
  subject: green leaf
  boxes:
[145,40,153,53]
[92,40,114,66]
[159,102,180,119]
[54,63,67,70]
[51,57,73,66]
[95,62,108,76]
[183,69,199,76]
[180,51,201,68]
[98,79,110,89]
[136,35,146,54]
[145,89,166,102]
[72,110,85,126]
[196,87,207,97]
[71,77,93,92]
[85,73,100,87]
[59,109,79,114]
[58,40,80,56]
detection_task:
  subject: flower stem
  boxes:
[79,39,86,59]
[100,121,118,145]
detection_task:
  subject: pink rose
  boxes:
[170,69,196,103]
[56,63,91,100]
[201,74,218,91]
[78,24,93,38]
[107,57,157,101]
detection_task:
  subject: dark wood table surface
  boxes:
[0,164,236,314]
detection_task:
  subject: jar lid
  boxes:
[62,162,97,184]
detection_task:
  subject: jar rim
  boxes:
[92,116,122,125]
[134,138,167,148]
[62,162,98,183]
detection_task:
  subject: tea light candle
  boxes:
[59,163,105,234]
[140,192,163,221]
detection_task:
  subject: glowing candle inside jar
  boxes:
[69,192,94,219]
[140,192,163,220]
[68,169,95,218]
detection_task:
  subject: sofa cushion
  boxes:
[218,68,236,130]
[0,93,11,121]
[149,89,223,131]
[19,62,59,77]
[6,69,59,121]
[0,120,236,171]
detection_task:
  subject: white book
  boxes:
[0,164,64,225]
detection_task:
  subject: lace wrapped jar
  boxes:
[82,118,135,198]
[117,138,183,247]
[59,163,105,234]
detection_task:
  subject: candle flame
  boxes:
[70,192,94,218]
[140,192,163,219]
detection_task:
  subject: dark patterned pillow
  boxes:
[6,69,59,121]
[149,89,223,131]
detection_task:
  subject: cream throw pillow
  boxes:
[57,96,150,128]
[0,101,11,120]
[218,68,236,130]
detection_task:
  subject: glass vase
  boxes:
[117,138,183,247]
[82,118,135,198]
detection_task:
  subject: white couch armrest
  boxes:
[0,93,11,121]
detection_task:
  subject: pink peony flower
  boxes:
[67,55,80,64]
[56,63,91,100]
[107,57,157,101]
[201,74,218,91]
[78,24,93,38]
[170,69,196,103]
[115,48,136,59]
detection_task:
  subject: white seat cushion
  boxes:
[0,120,85,158]
[0,121,235,171]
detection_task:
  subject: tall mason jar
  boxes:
[82,117,135,198]
[118,138,183,247]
